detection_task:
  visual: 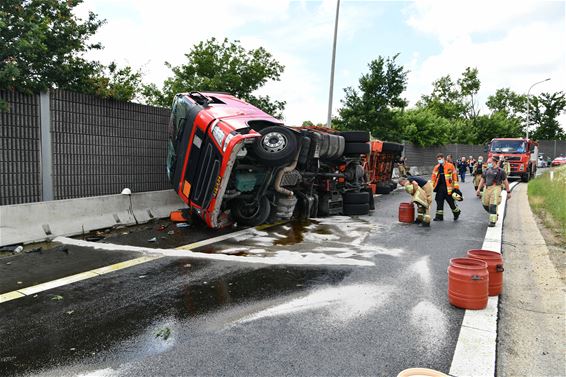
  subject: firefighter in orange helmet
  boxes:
[431,153,462,221]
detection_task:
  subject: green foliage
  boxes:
[528,166,566,238]
[472,112,523,144]
[395,108,450,146]
[144,38,286,117]
[334,54,408,141]
[417,67,480,121]
[0,0,104,94]
[91,63,144,102]
[0,0,144,106]
[530,92,566,140]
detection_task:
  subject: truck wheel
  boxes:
[339,131,370,143]
[521,173,530,182]
[376,182,391,194]
[318,193,330,217]
[344,142,370,155]
[231,196,271,226]
[343,203,370,216]
[343,191,370,204]
[252,126,298,166]
[382,142,403,153]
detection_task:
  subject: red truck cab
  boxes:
[167,92,373,229]
[487,138,538,182]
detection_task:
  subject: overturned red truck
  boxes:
[167,92,399,228]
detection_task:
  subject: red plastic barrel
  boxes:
[399,202,415,223]
[448,258,489,310]
[467,249,504,296]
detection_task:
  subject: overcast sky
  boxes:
[75,0,566,127]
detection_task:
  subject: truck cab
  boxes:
[167,92,373,229]
[487,138,538,182]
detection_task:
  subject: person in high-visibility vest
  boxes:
[476,157,511,227]
[399,176,433,227]
[472,156,486,191]
[431,153,462,221]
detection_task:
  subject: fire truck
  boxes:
[487,138,538,182]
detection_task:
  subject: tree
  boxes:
[395,108,450,146]
[0,1,103,94]
[472,113,523,144]
[0,0,144,110]
[530,92,566,140]
[417,67,480,121]
[335,54,408,141]
[144,38,286,117]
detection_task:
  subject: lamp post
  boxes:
[526,78,550,139]
[326,0,340,128]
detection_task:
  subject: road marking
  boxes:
[0,256,160,304]
[449,181,519,377]
[0,223,287,305]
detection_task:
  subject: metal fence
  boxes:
[1,88,565,205]
[1,89,170,205]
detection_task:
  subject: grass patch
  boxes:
[528,166,566,239]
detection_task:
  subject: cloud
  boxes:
[403,0,566,127]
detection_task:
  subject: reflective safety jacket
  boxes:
[431,162,459,194]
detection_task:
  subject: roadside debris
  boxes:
[85,236,104,242]
[25,247,43,254]
[50,295,64,301]
[13,246,23,254]
[155,327,171,340]
[147,237,157,242]
[66,310,74,315]
[175,223,190,228]
[0,245,23,253]
[167,230,175,235]
[54,246,69,254]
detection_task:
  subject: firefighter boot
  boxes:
[433,210,443,221]
[453,208,461,221]
[488,205,498,227]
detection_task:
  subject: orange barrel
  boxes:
[448,258,489,310]
[399,202,415,223]
[467,249,504,296]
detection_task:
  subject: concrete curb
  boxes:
[0,190,185,247]
[449,181,519,377]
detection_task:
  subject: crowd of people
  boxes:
[397,152,511,228]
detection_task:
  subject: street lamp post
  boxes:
[525,78,551,139]
[326,0,340,128]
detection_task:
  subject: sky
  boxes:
[75,0,566,127]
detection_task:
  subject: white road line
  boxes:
[449,181,519,377]
[0,256,160,304]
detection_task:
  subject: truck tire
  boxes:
[382,142,403,153]
[231,196,271,226]
[344,142,370,155]
[339,131,370,143]
[343,203,370,216]
[521,173,530,182]
[376,182,392,194]
[387,181,398,191]
[343,191,370,204]
[252,126,298,166]
[318,193,331,217]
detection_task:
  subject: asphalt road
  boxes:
[0,176,491,376]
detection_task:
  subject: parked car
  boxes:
[166,92,374,228]
[551,156,566,167]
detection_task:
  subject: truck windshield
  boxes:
[490,140,526,154]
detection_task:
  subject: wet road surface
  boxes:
[0,180,492,376]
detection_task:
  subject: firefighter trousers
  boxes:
[434,189,460,219]
[481,185,502,224]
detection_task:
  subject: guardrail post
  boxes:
[39,91,53,201]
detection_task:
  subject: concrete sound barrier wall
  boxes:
[0,190,185,247]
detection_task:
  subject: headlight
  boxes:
[223,133,235,152]
[211,124,225,147]
[519,165,524,171]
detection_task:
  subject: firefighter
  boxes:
[431,153,462,221]
[399,176,433,227]
[397,156,408,177]
[472,156,485,191]
[476,157,511,227]
[501,156,511,176]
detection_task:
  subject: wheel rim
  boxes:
[261,132,287,153]
[239,200,261,219]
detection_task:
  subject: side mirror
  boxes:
[484,144,489,153]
